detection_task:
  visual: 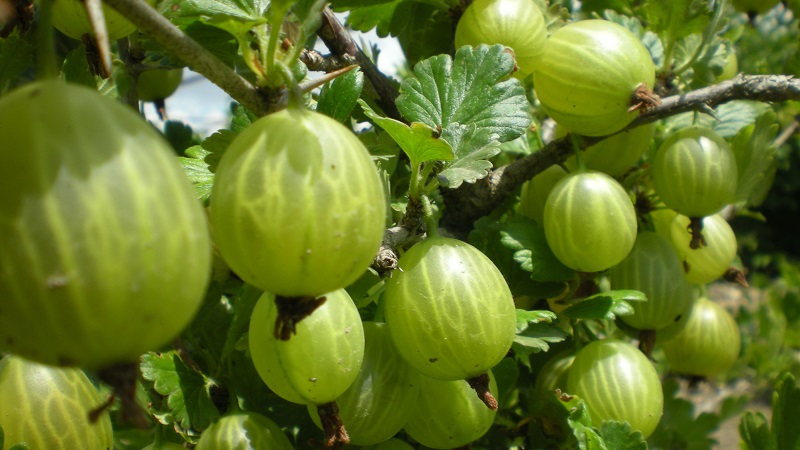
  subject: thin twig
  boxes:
[316,7,402,122]
[440,74,800,231]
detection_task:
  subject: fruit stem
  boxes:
[273,295,328,340]
[35,0,57,80]
[317,401,350,448]
[569,134,587,172]
[467,373,498,410]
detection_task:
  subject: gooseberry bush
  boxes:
[2,0,800,449]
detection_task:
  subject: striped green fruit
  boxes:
[210,107,385,297]
[404,371,498,449]
[653,126,738,218]
[248,289,364,405]
[141,443,186,450]
[518,164,568,225]
[543,171,637,273]
[308,322,421,446]
[670,213,738,284]
[384,236,516,381]
[362,438,415,450]
[454,0,547,79]
[660,297,741,377]
[195,412,293,450]
[0,81,211,369]
[567,339,663,438]
[534,20,656,136]
[609,232,695,331]
[0,355,113,449]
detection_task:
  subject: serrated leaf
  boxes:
[731,111,779,207]
[231,103,256,132]
[140,351,220,431]
[772,372,800,450]
[318,69,364,124]
[567,400,609,450]
[178,146,215,202]
[740,411,773,450]
[598,421,648,450]
[516,309,557,333]
[361,100,453,166]
[396,44,532,188]
[0,35,33,92]
[560,290,645,321]
[663,101,770,139]
[499,217,574,283]
[162,0,269,26]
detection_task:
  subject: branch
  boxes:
[441,74,800,231]
[103,0,280,116]
[316,7,403,122]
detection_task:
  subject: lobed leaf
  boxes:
[772,372,800,450]
[140,351,221,432]
[499,218,574,283]
[178,145,215,202]
[515,309,557,334]
[396,44,532,187]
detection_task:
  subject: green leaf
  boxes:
[162,0,269,29]
[317,69,364,124]
[644,0,710,46]
[231,103,256,132]
[337,0,402,37]
[598,421,647,450]
[178,146,215,202]
[499,217,574,283]
[516,309,557,333]
[560,291,645,321]
[164,121,197,154]
[395,3,453,68]
[567,400,608,450]
[0,35,33,93]
[8,445,28,450]
[292,0,327,43]
[731,111,780,207]
[512,321,568,353]
[361,100,453,166]
[140,351,221,432]
[61,45,95,88]
[772,372,800,450]
[740,411,773,450]
[396,44,532,188]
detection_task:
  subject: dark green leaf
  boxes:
[740,411,773,450]
[644,0,710,45]
[0,35,33,92]
[731,110,780,207]
[493,357,520,408]
[140,351,220,431]
[772,372,800,450]
[598,421,647,450]
[61,45,95,88]
[513,322,568,353]
[292,0,327,41]
[516,309,557,334]
[468,216,571,299]
[499,217,574,283]
[560,291,645,321]
[396,44,532,188]
[361,100,453,166]
[317,69,364,124]
[178,146,215,202]
[395,3,453,68]
[345,268,385,309]
[164,120,196,154]
[338,0,401,37]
